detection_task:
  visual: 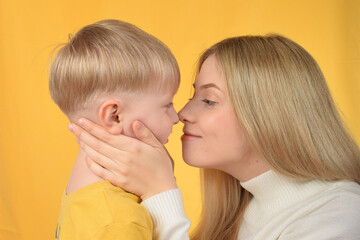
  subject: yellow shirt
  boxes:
[55,181,152,240]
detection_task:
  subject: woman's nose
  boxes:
[178,102,193,123]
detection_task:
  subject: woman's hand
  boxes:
[68,118,178,200]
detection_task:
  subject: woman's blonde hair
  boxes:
[191,34,360,240]
[49,19,180,117]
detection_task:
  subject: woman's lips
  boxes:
[181,132,201,141]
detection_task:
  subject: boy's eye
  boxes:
[166,102,173,108]
[201,99,217,106]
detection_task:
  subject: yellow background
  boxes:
[1,0,359,239]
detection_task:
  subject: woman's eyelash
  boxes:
[188,93,216,106]
[166,102,173,108]
[201,99,217,106]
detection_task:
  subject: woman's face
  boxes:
[178,55,268,181]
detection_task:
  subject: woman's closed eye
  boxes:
[201,99,217,106]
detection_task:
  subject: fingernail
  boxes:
[68,124,74,133]
[78,118,85,126]
[76,137,80,143]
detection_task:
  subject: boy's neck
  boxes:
[66,148,104,195]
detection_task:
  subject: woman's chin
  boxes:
[182,156,205,168]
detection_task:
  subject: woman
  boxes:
[69,34,360,239]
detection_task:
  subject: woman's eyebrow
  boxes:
[193,83,222,92]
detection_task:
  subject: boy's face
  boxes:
[120,88,179,144]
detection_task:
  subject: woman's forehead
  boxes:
[195,56,226,89]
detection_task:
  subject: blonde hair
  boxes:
[191,35,360,240]
[49,19,179,117]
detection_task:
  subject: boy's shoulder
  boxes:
[57,181,152,239]
[62,180,144,213]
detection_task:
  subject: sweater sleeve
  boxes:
[141,189,191,240]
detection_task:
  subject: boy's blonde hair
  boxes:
[191,35,360,240]
[49,19,180,118]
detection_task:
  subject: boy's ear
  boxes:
[98,100,124,135]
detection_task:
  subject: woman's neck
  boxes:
[222,155,271,182]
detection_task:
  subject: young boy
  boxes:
[49,19,180,240]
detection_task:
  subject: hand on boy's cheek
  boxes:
[131,120,161,147]
[171,155,175,173]
[164,147,175,173]
[107,124,123,135]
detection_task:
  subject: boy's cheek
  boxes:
[149,124,169,144]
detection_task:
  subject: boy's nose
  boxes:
[170,106,179,124]
[173,115,180,124]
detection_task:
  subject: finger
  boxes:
[86,157,130,189]
[74,123,124,159]
[76,118,134,149]
[70,122,130,161]
[86,156,115,181]
[79,139,128,172]
[164,147,175,173]
[132,121,163,148]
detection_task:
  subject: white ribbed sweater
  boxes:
[238,170,360,239]
[142,170,360,240]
